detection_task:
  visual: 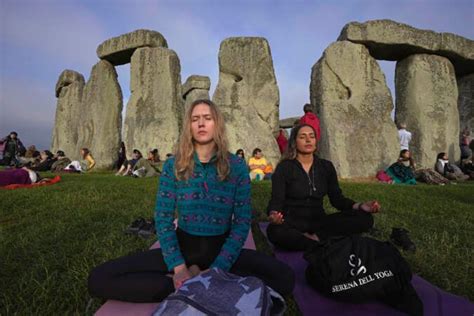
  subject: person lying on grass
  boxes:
[88,99,295,302]
[266,124,380,251]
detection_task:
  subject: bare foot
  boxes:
[303,232,320,242]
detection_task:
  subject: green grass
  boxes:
[1,173,473,315]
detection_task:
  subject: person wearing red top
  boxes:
[299,103,321,141]
[276,129,288,154]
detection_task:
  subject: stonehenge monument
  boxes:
[51,21,473,176]
[310,41,399,178]
[338,19,474,76]
[51,70,85,158]
[213,37,280,165]
[77,60,123,169]
[123,47,183,158]
[395,54,460,167]
[458,74,474,135]
[97,29,168,66]
[182,75,211,112]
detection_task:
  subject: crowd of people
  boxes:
[0,131,168,185]
[2,99,472,314]
[376,123,474,185]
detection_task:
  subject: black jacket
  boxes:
[267,156,355,226]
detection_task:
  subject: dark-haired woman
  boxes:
[385,150,417,185]
[266,124,379,251]
[88,99,294,302]
[435,152,469,181]
[235,148,245,161]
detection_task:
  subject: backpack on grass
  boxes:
[304,235,423,316]
[152,268,286,316]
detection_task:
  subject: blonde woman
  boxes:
[88,99,294,302]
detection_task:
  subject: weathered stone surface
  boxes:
[338,19,474,76]
[212,37,280,165]
[182,75,211,96]
[182,75,211,112]
[97,29,168,66]
[458,73,474,136]
[279,117,299,129]
[76,60,123,168]
[395,54,459,167]
[310,41,399,178]
[51,70,85,157]
[55,69,85,98]
[123,47,183,157]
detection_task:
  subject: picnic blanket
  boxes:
[95,230,257,316]
[258,222,474,316]
[1,175,61,190]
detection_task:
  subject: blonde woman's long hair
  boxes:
[174,99,230,181]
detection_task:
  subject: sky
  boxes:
[1,0,473,150]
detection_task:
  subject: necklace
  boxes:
[306,166,317,193]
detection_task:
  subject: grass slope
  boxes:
[0,173,473,315]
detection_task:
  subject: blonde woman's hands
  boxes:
[173,264,193,289]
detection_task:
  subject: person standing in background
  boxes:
[398,123,412,150]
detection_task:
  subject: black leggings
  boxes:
[88,229,295,302]
[267,209,374,251]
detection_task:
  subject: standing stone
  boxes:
[182,75,211,113]
[310,41,399,178]
[458,73,474,136]
[212,37,280,165]
[123,47,183,157]
[51,70,85,157]
[338,19,474,76]
[77,60,123,168]
[395,54,460,167]
[97,29,168,66]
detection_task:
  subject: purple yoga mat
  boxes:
[95,230,257,316]
[259,222,474,316]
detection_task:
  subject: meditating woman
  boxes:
[266,124,379,251]
[88,99,295,302]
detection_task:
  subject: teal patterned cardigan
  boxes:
[154,153,252,271]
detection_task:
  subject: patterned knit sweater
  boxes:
[155,153,251,271]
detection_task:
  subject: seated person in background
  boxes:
[115,149,142,176]
[266,124,379,251]
[248,148,272,180]
[31,150,55,171]
[385,150,417,185]
[147,148,163,173]
[235,149,245,161]
[460,157,474,179]
[435,152,469,181]
[65,148,96,172]
[460,128,472,160]
[115,142,127,170]
[132,153,160,178]
[51,150,71,172]
[18,150,41,167]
